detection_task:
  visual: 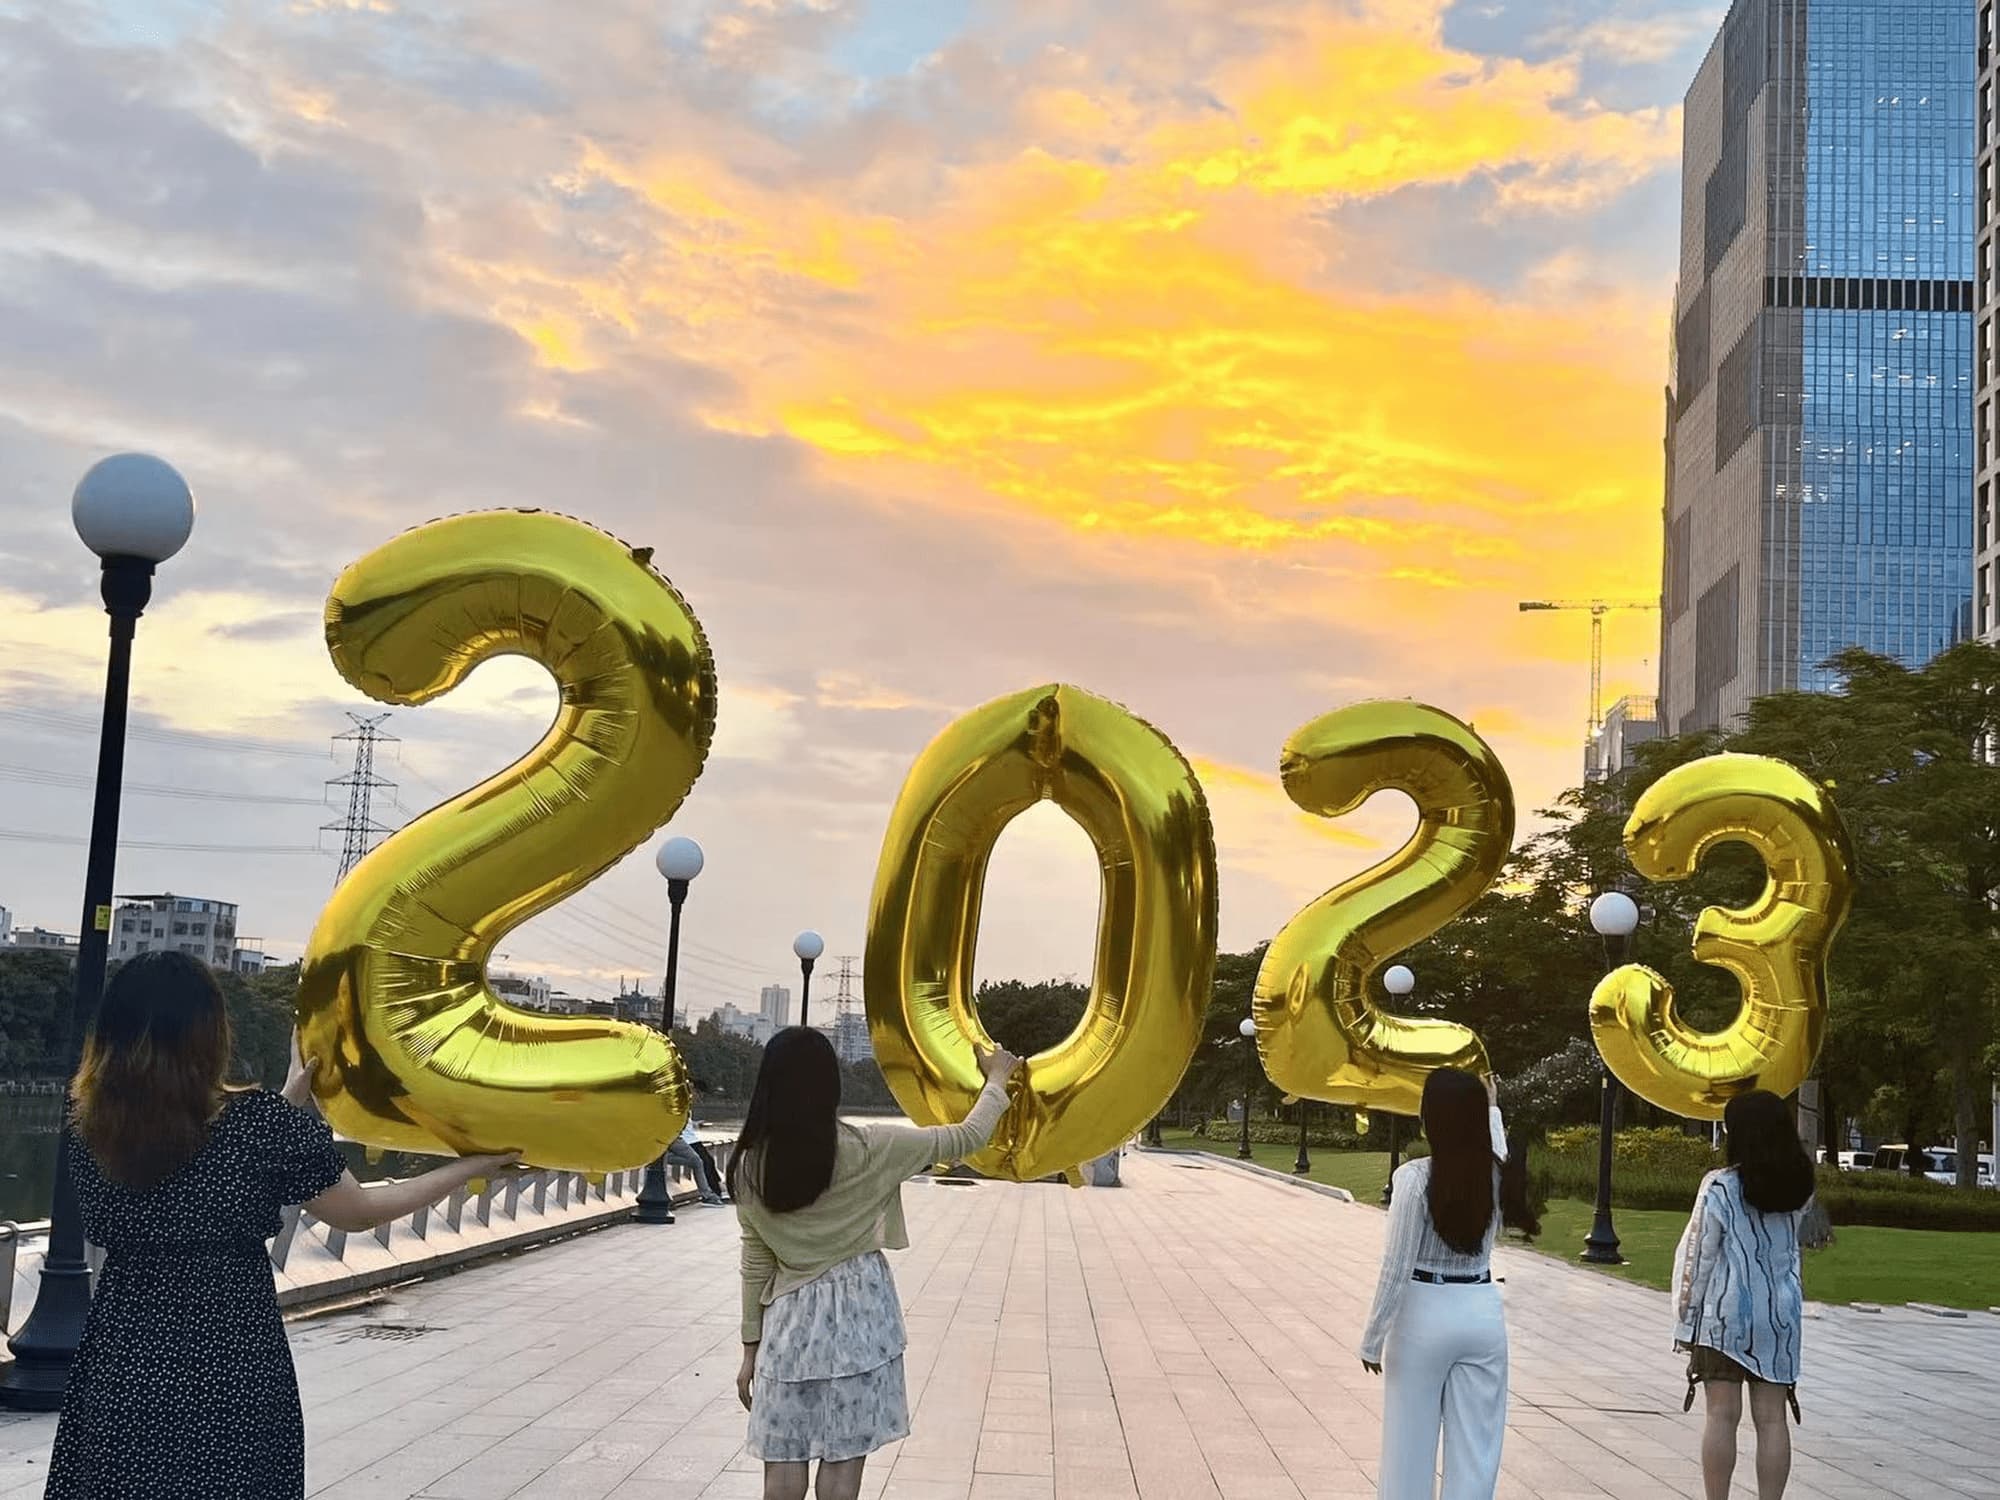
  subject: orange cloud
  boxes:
[429,1,1672,624]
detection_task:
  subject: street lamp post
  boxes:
[1583,891,1639,1266]
[1236,1016,1258,1160]
[793,930,824,1027]
[1380,965,1415,1207]
[0,456,195,1410]
[635,836,704,1226]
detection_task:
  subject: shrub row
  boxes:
[1544,1125,1720,1171]
[1531,1149,2000,1232]
[1191,1120,1366,1150]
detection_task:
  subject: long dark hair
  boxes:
[1421,1067,1539,1253]
[73,952,234,1190]
[1724,1089,1815,1214]
[727,1027,842,1211]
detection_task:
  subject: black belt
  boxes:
[1411,1269,1490,1285]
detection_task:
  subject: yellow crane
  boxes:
[1517,598,1660,744]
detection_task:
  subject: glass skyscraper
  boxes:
[1660,0,1974,733]
[1977,3,2000,640]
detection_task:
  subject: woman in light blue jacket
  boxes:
[1672,1090,1815,1500]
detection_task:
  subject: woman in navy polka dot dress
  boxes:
[45,952,516,1500]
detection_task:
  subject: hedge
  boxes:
[1190,1122,2000,1232]
[1191,1120,1366,1150]
[1533,1149,2000,1232]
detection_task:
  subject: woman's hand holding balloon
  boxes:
[977,1047,1023,1084]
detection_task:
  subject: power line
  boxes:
[0,830,321,854]
[0,761,329,807]
[378,771,781,980]
[3,705,330,761]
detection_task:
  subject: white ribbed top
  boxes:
[1359,1106,1508,1364]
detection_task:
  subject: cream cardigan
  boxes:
[737,1075,1012,1343]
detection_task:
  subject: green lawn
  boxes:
[1155,1136,2000,1310]
[1527,1198,1685,1291]
[1528,1199,2000,1310]
[1156,1129,1394,1202]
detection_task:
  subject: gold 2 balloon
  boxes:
[865,685,1218,1183]
[1252,702,1512,1116]
[297,511,713,1172]
[1589,754,1853,1120]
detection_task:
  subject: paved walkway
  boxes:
[0,1153,1994,1499]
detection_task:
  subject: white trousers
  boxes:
[1378,1281,1508,1500]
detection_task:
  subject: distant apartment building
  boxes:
[820,1011,872,1066]
[491,971,554,1010]
[111,894,245,969]
[759,984,791,1028]
[1588,696,1662,781]
[710,1003,778,1044]
[1661,0,1975,732]
[493,974,589,1016]
[8,927,77,957]
[614,987,664,1026]
[0,905,10,945]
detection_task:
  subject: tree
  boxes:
[675,1017,766,1101]
[972,979,1089,1058]
[216,964,301,1088]
[1519,645,2000,1183]
[0,950,74,1079]
[1727,645,2000,1186]
[1168,946,1272,1124]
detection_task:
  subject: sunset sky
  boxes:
[0,0,1719,1015]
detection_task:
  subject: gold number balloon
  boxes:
[1588,753,1853,1119]
[1253,702,1512,1115]
[298,510,715,1172]
[866,685,1218,1183]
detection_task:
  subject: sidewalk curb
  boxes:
[1136,1145,1358,1204]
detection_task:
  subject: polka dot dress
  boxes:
[45,1089,347,1500]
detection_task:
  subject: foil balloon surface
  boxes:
[298,510,713,1171]
[1588,753,1853,1120]
[1253,702,1510,1117]
[866,685,1218,1183]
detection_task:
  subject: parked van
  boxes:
[1871,1144,1996,1186]
[1919,1148,1996,1188]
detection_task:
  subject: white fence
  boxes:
[0,1141,736,1335]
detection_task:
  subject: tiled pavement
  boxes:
[0,1151,1994,1499]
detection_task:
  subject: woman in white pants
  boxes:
[1360,1068,1538,1500]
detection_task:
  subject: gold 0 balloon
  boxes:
[1588,753,1853,1119]
[298,511,715,1172]
[1253,702,1512,1115]
[865,685,1218,1184]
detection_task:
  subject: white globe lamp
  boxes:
[73,454,196,563]
[1590,891,1640,938]
[794,930,826,1027]
[655,836,705,885]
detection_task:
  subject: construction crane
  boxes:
[1517,599,1660,743]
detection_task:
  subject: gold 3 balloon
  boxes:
[1588,754,1853,1120]
[300,509,1853,1175]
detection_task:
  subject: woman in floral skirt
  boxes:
[732,1027,1019,1500]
